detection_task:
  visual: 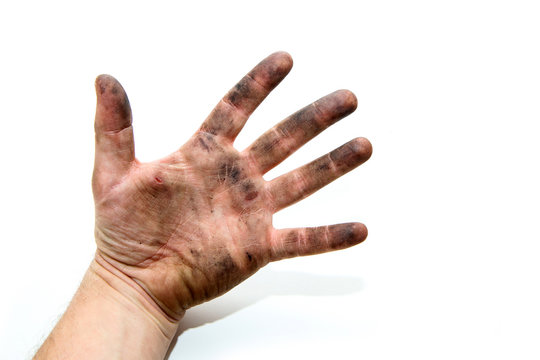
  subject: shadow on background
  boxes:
[165,269,363,359]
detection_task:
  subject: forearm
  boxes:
[34,254,180,360]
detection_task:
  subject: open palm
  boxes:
[92,52,372,319]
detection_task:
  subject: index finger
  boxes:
[199,51,293,141]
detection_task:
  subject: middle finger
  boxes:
[244,89,358,174]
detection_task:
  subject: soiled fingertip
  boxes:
[260,52,293,87]
[94,74,132,132]
[95,74,114,94]
[328,222,368,251]
[335,89,358,112]
[94,74,128,98]
[351,137,373,162]
[95,73,116,83]
[350,222,368,245]
[270,51,294,70]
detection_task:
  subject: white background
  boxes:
[1,0,539,359]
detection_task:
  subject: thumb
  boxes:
[93,75,135,196]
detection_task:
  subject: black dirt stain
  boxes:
[241,180,255,192]
[280,231,299,257]
[284,231,298,244]
[228,78,251,106]
[198,137,210,151]
[110,91,131,121]
[306,227,324,251]
[329,140,366,169]
[278,107,311,135]
[216,253,237,279]
[200,124,218,135]
[200,105,236,135]
[188,195,198,212]
[333,223,359,248]
[218,159,243,184]
[249,105,316,161]
[239,180,259,201]
[246,252,253,262]
[251,133,280,155]
[317,162,330,171]
[196,132,223,152]
[230,166,240,183]
[342,224,357,241]
[303,224,359,251]
[334,103,353,118]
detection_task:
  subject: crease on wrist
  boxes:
[92,252,181,337]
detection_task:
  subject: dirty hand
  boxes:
[92,51,372,320]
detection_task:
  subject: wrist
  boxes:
[35,255,180,359]
[91,253,181,338]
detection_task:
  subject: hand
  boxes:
[92,51,372,320]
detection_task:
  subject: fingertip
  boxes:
[326,89,357,120]
[95,74,112,85]
[352,222,368,244]
[94,74,132,133]
[258,51,293,88]
[336,89,358,112]
[336,222,368,249]
[271,51,294,70]
[95,74,129,102]
[95,74,118,96]
[327,222,368,251]
[333,137,372,166]
[351,137,373,162]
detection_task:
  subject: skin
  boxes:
[35,51,372,359]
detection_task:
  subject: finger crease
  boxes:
[246,73,271,92]
[220,98,249,120]
[99,124,133,137]
[311,101,325,125]
[324,226,331,248]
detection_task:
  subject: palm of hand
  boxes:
[96,132,272,315]
[92,52,372,318]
